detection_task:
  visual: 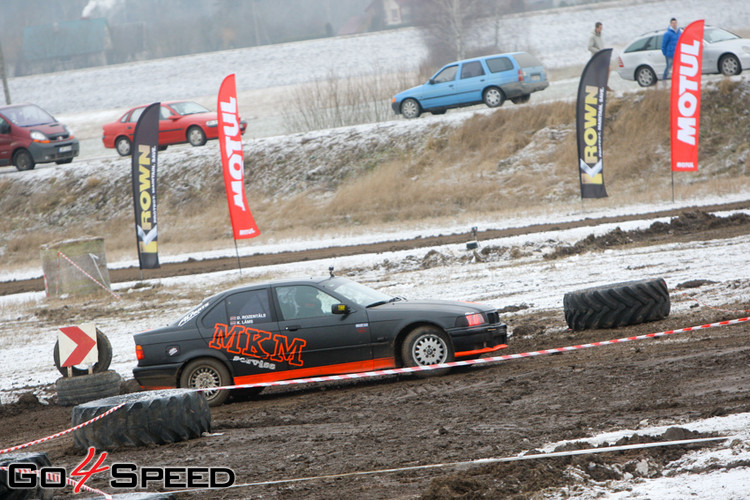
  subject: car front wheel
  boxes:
[400,98,421,119]
[187,126,207,146]
[401,326,454,377]
[483,87,505,107]
[636,66,656,87]
[13,149,35,171]
[180,358,231,407]
[115,136,132,156]
[719,54,741,76]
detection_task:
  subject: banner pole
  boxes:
[671,170,675,203]
[234,239,242,275]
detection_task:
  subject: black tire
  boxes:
[55,158,73,165]
[56,370,122,406]
[12,149,35,171]
[401,326,454,377]
[511,94,530,104]
[115,136,131,156]
[53,328,112,377]
[636,66,656,87]
[400,98,421,119]
[483,86,505,107]
[0,452,54,500]
[187,126,207,146]
[71,389,211,450]
[719,54,741,76]
[563,278,670,331]
[180,358,232,407]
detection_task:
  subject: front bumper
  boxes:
[449,323,508,358]
[28,139,79,164]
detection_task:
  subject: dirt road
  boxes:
[2,208,750,498]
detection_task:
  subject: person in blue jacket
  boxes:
[661,18,682,81]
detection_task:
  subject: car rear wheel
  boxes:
[719,54,741,76]
[400,98,421,119]
[636,66,656,87]
[401,326,454,377]
[483,87,505,107]
[13,149,35,171]
[180,357,231,407]
[187,126,207,146]
[115,136,132,156]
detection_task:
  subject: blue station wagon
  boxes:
[392,52,549,119]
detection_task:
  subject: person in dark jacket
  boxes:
[661,18,682,81]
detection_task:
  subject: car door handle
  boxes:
[285,325,301,331]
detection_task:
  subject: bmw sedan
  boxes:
[101,100,247,156]
[617,26,750,87]
[133,276,508,406]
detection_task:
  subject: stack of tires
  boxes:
[53,329,121,406]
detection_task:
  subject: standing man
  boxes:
[661,18,682,81]
[587,21,613,92]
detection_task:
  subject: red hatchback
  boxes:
[101,100,247,156]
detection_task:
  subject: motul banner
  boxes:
[671,20,704,172]
[576,48,612,199]
[218,74,260,240]
[131,102,160,269]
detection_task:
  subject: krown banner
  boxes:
[576,48,612,199]
[218,74,260,240]
[131,102,160,269]
[671,20,704,172]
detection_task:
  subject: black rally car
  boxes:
[133,276,508,406]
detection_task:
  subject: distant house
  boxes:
[20,18,112,75]
[381,0,411,26]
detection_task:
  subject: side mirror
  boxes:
[331,304,351,315]
[428,79,435,85]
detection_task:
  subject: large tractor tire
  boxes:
[563,278,670,330]
[72,389,211,450]
[0,452,54,500]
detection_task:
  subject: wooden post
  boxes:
[0,39,10,105]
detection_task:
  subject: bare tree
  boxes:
[413,0,487,65]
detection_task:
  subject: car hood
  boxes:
[368,299,492,315]
[21,121,67,133]
[394,83,428,101]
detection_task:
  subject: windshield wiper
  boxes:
[367,296,405,308]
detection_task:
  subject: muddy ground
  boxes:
[2,208,750,499]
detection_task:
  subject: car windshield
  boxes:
[169,101,210,116]
[704,27,739,43]
[2,104,55,126]
[321,278,394,308]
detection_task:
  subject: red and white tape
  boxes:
[210,316,750,393]
[56,251,120,300]
[0,467,112,499]
[0,403,125,456]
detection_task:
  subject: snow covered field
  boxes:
[2,0,750,497]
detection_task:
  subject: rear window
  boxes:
[625,35,660,53]
[486,56,513,73]
[461,61,485,79]
[512,52,543,68]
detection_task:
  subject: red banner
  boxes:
[218,74,260,239]
[670,20,704,172]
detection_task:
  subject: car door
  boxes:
[197,287,283,381]
[157,104,182,144]
[0,115,12,166]
[452,60,487,104]
[419,64,459,109]
[272,284,374,376]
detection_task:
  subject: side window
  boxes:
[159,106,173,120]
[486,57,513,73]
[0,116,8,133]
[275,285,338,320]
[460,61,485,79]
[226,289,273,326]
[128,108,144,123]
[432,65,458,83]
[202,300,228,329]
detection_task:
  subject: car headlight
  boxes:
[206,120,218,127]
[455,312,486,327]
[30,130,49,142]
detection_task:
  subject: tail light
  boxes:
[518,69,524,81]
[618,56,624,68]
[135,345,144,361]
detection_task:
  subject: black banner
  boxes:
[131,102,160,269]
[576,48,611,199]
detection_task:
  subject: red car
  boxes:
[101,100,247,156]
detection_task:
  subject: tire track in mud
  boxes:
[3,199,750,296]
